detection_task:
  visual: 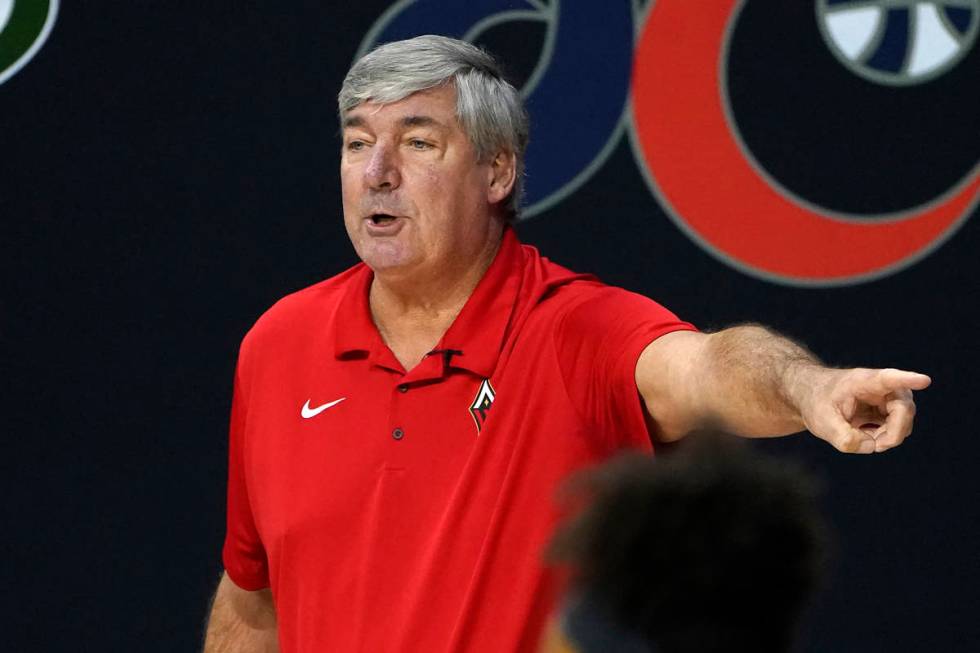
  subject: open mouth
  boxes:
[369,213,398,225]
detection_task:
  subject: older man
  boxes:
[204,36,930,653]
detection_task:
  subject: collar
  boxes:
[333,228,525,380]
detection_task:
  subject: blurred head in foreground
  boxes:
[543,436,828,653]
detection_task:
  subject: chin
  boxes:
[357,241,419,273]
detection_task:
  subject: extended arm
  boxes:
[203,571,279,653]
[636,324,931,453]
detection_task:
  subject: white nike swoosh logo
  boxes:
[301,397,346,419]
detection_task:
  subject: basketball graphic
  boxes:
[817,0,979,85]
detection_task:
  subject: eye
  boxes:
[408,138,431,150]
[346,140,366,152]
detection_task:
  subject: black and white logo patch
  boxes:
[469,379,496,434]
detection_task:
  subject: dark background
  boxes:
[2,1,977,651]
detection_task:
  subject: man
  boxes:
[204,35,930,653]
[541,436,827,652]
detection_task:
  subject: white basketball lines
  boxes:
[825,6,883,60]
[817,0,979,85]
[908,3,963,75]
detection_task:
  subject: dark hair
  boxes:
[548,435,828,652]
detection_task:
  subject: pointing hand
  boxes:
[801,368,932,454]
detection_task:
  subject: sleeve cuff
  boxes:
[222,541,271,591]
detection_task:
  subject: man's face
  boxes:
[340,85,502,278]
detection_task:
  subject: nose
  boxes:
[364,143,400,191]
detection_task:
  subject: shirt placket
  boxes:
[383,353,448,468]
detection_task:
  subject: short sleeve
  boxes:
[221,357,270,591]
[553,286,696,451]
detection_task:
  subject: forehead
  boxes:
[343,85,460,130]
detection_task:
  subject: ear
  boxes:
[486,151,517,205]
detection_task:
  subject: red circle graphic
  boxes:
[630,0,980,283]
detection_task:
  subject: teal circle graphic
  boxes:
[0,0,58,86]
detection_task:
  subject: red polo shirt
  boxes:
[223,229,695,652]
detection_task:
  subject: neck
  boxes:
[369,229,504,370]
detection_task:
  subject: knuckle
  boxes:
[876,432,899,446]
[899,415,915,431]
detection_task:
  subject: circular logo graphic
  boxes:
[353,0,635,220]
[0,0,58,86]
[817,0,979,86]
[630,0,980,285]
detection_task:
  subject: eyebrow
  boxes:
[400,115,443,129]
[342,114,445,130]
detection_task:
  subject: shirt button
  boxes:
[392,427,405,440]
[397,384,409,393]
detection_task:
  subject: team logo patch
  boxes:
[469,379,496,434]
[0,0,59,87]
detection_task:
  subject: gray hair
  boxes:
[339,35,529,218]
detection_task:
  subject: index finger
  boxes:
[869,368,932,394]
